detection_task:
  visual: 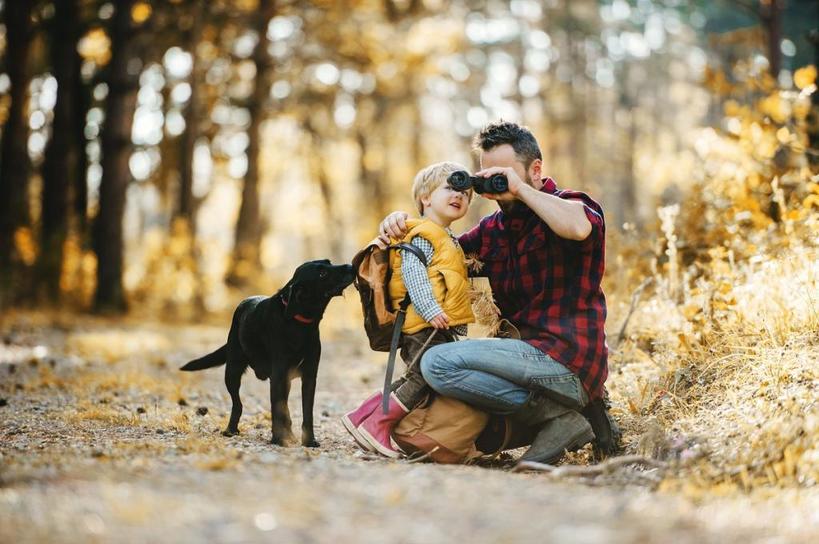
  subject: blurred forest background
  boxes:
[0,0,816,316]
[1,2,818,537]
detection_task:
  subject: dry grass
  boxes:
[63,401,141,427]
[609,223,818,496]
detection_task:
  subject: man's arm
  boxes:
[516,184,592,241]
[476,167,591,241]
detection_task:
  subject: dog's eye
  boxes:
[319,270,328,278]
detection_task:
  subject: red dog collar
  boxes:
[292,313,314,324]
[281,297,315,324]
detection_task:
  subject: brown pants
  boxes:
[391,328,456,409]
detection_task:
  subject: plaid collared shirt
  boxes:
[458,178,608,400]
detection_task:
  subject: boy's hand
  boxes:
[429,312,450,329]
[474,166,526,201]
[378,211,409,245]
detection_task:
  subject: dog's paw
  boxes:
[302,439,320,448]
[222,429,239,437]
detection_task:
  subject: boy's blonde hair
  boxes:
[412,161,471,215]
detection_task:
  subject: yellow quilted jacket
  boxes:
[388,218,474,334]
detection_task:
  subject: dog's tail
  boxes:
[180,345,227,371]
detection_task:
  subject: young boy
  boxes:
[342,161,475,457]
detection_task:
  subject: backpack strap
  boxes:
[391,242,428,267]
[390,241,428,310]
[381,241,429,413]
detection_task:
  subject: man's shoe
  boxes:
[519,411,594,465]
[357,393,409,458]
[341,391,382,452]
[511,392,572,428]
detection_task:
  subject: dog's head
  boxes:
[281,260,354,320]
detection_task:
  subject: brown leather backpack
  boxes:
[351,241,427,352]
[393,394,511,464]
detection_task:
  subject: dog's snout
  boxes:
[336,264,354,281]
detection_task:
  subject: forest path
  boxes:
[0,316,814,543]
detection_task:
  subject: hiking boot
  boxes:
[511,392,573,428]
[357,393,409,458]
[581,396,622,459]
[519,411,594,465]
[341,391,382,452]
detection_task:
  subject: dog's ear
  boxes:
[280,279,300,316]
[284,281,301,318]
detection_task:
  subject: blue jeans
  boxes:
[420,338,588,415]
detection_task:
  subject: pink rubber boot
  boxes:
[341,391,382,452]
[357,393,409,458]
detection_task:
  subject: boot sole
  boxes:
[341,415,375,453]
[357,425,401,459]
[520,426,595,465]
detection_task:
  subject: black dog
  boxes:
[180,260,354,446]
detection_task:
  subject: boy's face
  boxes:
[421,181,471,223]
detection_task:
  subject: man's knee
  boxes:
[419,342,458,385]
[419,343,443,380]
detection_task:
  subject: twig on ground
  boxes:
[614,278,653,349]
[512,455,666,477]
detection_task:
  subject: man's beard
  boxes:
[497,175,536,215]
[498,200,524,215]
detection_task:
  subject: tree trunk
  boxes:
[356,131,388,223]
[176,1,203,225]
[565,0,589,186]
[74,70,91,241]
[355,96,389,224]
[305,117,342,261]
[759,0,784,78]
[621,109,638,228]
[0,0,33,304]
[807,30,819,171]
[616,62,638,230]
[227,0,275,286]
[39,0,82,302]
[93,0,139,313]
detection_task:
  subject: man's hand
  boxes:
[378,211,410,245]
[474,166,527,201]
[429,312,450,329]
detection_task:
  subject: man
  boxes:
[378,121,618,464]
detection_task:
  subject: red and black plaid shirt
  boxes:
[459,178,608,400]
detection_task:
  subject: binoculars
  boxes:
[447,170,509,195]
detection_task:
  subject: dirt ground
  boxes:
[1,313,817,543]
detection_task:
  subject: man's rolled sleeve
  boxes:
[559,191,605,250]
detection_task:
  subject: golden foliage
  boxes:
[59,234,97,309]
[131,2,152,24]
[13,227,37,266]
[793,65,817,91]
[128,219,207,319]
[78,28,111,66]
[610,63,819,496]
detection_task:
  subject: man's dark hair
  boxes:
[472,121,542,170]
